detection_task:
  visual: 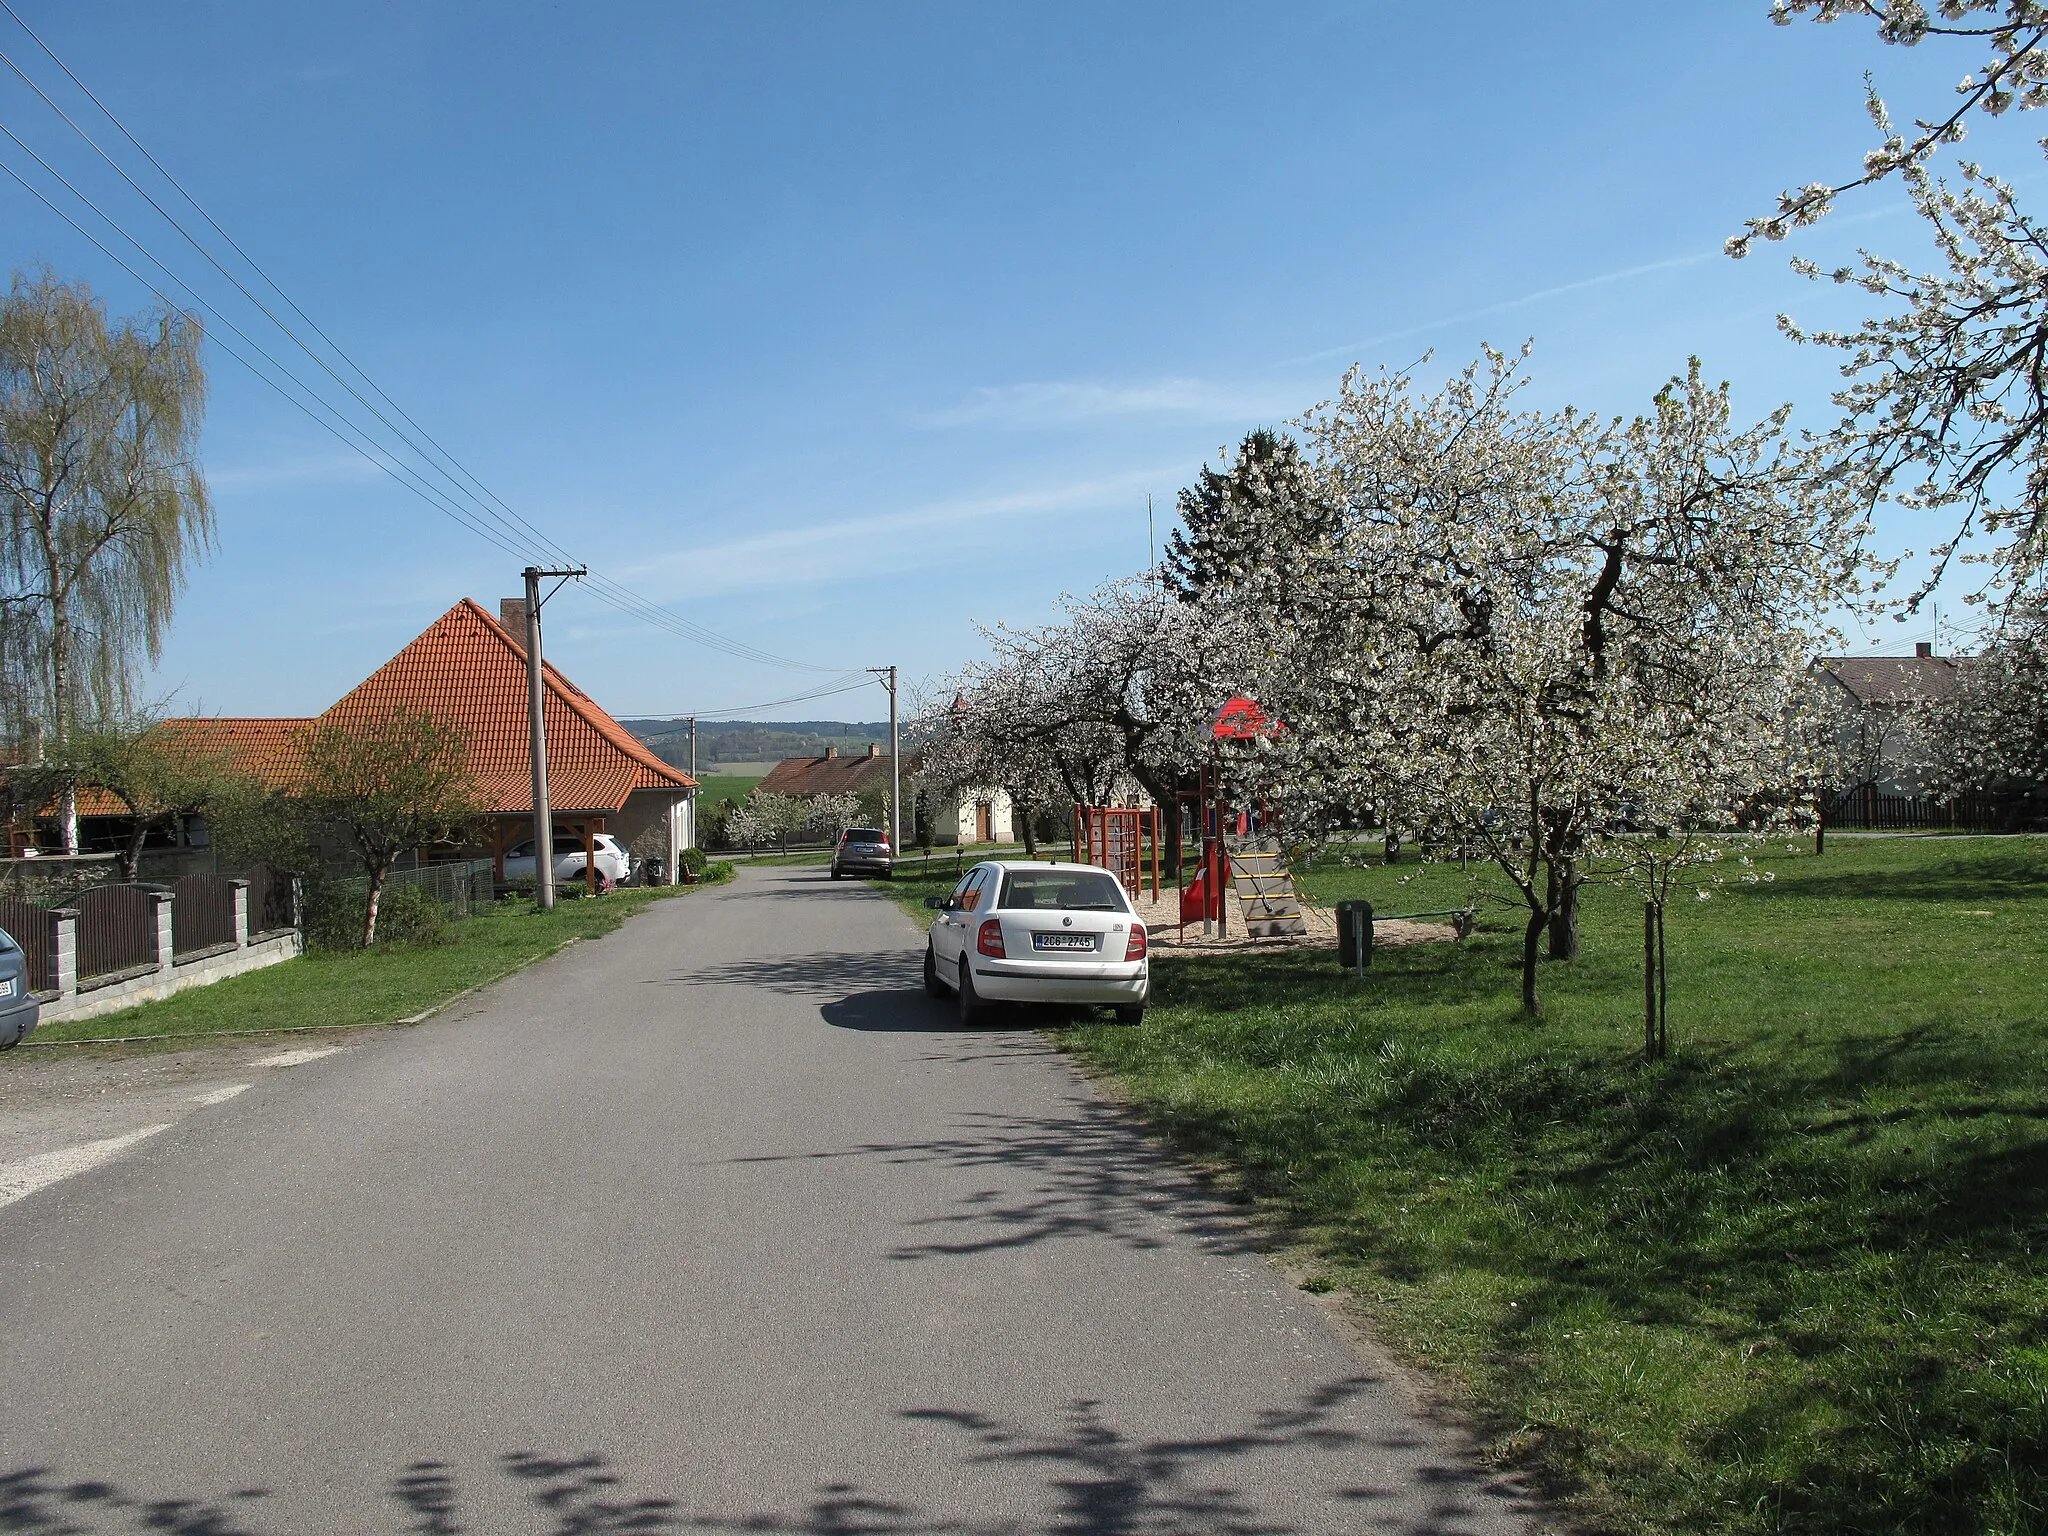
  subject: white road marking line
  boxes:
[251,1046,340,1069]
[0,1125,169,1208]
[193,1083,250,1106]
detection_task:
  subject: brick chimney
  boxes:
[499,598,528,635]
[1916,641,1934,658]
[867,742,880,757]
[825,746,838,759]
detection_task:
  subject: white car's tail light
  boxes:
[1124,924,1147,961]
[977,918,1006,958]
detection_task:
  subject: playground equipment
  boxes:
[1071,804,1162,902]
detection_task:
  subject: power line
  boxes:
[620,673,881,719]
[0,6,843,675]
[0,42,569,569]
[0,143,538,563]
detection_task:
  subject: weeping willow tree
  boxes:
[0,269,211,851]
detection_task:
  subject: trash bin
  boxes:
[1336,900,1373,971]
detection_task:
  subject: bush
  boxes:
[679,846,708,875]
[700,859,735,885]
[306,878,452,950]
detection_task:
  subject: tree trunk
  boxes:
[120,817,147,883]
[1383,828,1401,864]
[364,861,392,947]
[50,599,78,854]
[1521,906,1545,1015]
[1128,765,1183,876]
[1548,859,1581,960]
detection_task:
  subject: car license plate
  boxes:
[0,977,12,998]
[1032,932,1097,952]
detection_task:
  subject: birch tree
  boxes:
[0,271,211,851]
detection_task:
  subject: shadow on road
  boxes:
[657,949,915,998]
[719,1097,1263,1260]
[0,1378,1533,1533]
[667,951,1112,1037]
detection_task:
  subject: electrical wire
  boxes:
[0,5,844,675]
[620,673,882,718]
[0,144,538,564]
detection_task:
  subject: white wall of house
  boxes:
[931,787,1013,845]
[612,788,695,881]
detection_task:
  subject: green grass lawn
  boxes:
[1034,836,2048,1534]
[695,772,763,807]
[25,879,718,1047]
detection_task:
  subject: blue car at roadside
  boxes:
[0,925,39,1049]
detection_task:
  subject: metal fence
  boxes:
[244,864,297,935]
[336,858,496,918]
[0,895,50,992]
[170,874,238,957]
[75,884,158,982]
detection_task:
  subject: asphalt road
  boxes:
[0,866,1539,1534]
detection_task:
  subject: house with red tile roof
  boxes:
[1814,643,1972,795]
[316,597,697,877]
[14,598,696,879]
[758,744,1013,845]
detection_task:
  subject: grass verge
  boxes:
[25,872,729,1048]
[1052,837,2048,1534]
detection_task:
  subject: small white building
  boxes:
[929,786,1013,846]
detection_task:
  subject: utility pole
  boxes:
[522,564,587,911]
[687,715,696,780]
[868,665,899,851]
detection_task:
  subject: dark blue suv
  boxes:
[0,924,40,1049]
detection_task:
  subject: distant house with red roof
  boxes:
[19,597,697,879]
[758,744,1013,845]
[1814,643,1970,796]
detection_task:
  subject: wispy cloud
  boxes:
[622,468,1172,597]
[923,377,1299,430]
[1267,253,1723,374]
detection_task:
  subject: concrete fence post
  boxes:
[151,890,175,975]
[230,878,250,949]
[45,907,77,1000]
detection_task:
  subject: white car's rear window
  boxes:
[997,869,1126,912]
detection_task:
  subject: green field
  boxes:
[889,837,2048,1534]
[694,772,764,808]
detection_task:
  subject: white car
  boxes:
[503,830,632,890]
[923,860,1148,1025]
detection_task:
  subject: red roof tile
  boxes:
[45,718,308,818]
[318,599,694,815]
[758,752,902,798]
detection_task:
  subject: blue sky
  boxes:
[3,2,2028,721]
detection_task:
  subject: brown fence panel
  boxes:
[171,874,237,956]
[75,884,158,982]
[0,896,50,993]
[1820,786,2036,833]
[244,865,297,935]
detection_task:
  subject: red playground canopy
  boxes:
[1211,696,1280,739]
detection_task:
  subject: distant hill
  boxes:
[619,718,895,772]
